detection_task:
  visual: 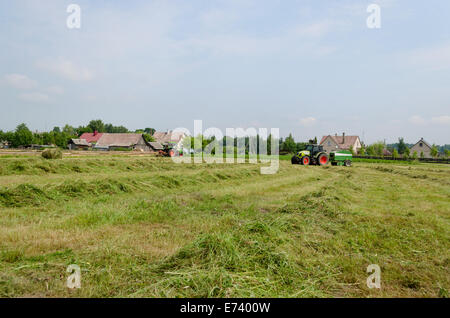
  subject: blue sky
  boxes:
[1,0,449,144]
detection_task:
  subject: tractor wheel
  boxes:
[318,153,329,166]
[344,160,352,167]
[291,156,300,164]
[302,156,310,166]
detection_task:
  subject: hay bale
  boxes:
[41,148,62,159]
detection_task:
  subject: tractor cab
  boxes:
[305,144,324,155]
[291,144,329,166]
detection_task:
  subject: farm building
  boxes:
[79,131,104,145]
[78,132,151,151]
[148,142,164,151]
[152,131,187,150]
[0,141,9,149]
[96,133,151,151]
[410,138,432,158]
[68,139,90,150]
[320,133,362,154]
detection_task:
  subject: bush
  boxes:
[41,148,62,159]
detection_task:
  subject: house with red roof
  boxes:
[75,131,151,152]
[79,131,104,144]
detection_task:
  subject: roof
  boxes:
[96,133,144,147]
[148,142,164,150]
[70,139,90,146]
[152,131,185,144]
[411,138,432,149]
[320,135,360,150]
[79,132,104,143]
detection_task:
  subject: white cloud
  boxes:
[46,85,64,95]
[19,92,49,103]
[3,74,37,89]
[407,44,450,71]
[293,21,335,38]
[299,117,317,127]
[37,58,94,81]
[408,115,450,125]
[408,115,426,125]
[431,115,450,125]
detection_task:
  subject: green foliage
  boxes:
[392,149,399,158]
[281,134,296,154]
[403,147,410,158]
[142,134,155,143]
[87,119,105,133]
[366,141,384,156]
[397,138,407,154]
[12,123,33,148]
[358,144,366,155]
[431,144,439,158]
[106,124,128,133]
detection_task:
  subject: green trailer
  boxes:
[329,150,352,166]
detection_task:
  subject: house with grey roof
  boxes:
[95,133,150,151]
[152,131,187,150]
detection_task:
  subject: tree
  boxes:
[412,151,418,160]
[431,144,439,158]
[358,144,366,156]
[281,134,296,153]
[142,133,155,143]
[366,142,384,156]
[420,151,424,159]
[397,138,407,154]
[87,119,105,133]
[144,128,156,135]
[403,147,410,158]
[392,149,399,158]
[12,123,33,147]
[52,126,61,133]
[445,149,450,158]
[62,124,77,136]
[349,145,356,156]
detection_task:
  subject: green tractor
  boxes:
[291,144,329,166]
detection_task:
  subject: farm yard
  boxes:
[0,152,449,298]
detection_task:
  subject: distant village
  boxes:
[0,120,449,159]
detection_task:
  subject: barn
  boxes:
[95,133,151,151]
[68,139,90,150]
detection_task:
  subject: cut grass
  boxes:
[0,154,449,297]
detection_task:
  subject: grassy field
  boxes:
[0,152,449,297]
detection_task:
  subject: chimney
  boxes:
[342,132,345,144]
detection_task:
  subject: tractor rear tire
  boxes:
[318,153,329,166]
[302,156,311,166]
[291,156,300,164]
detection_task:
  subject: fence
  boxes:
[352,155,450,164]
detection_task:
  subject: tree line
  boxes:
[0,120,156,148]
[1,122,449,158]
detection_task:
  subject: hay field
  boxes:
[0,153,449,297]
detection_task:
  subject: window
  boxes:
[419,143,423,147]
[327,141,331,146]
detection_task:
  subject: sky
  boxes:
[0,0,449,144]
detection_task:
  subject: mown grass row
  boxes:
[0,156,449,297]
